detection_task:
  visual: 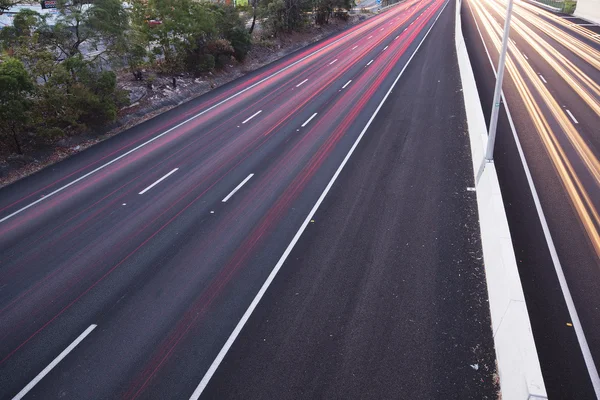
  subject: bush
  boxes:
[562,0,576,14]
[227,27,252,61]
[197,54,216,72]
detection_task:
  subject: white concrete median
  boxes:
[454,0,547,398]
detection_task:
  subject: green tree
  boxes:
[0,0,18,13]
[212,4,251,61]
[314,0,354,25]
[41,0,129,61]
[33,55,128,136]
[0,58,34,154]
[0,10,58,83]
[260,0,310,34]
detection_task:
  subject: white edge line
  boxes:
[188,2,450,398]
[565,109,579,124]
[502,89,599,396]
[222,174,254,203]
[367,59,374,66]
[12,325,97,400]
[467,0,600,395]
[242,110,262,124]
[342,80,352,89]
[0,18,378,224]
[301,113,318,127]
[138,168,179,195]
[539,74,547,83]
[295,78,308,87]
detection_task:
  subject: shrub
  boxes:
[227,27,252,61]
[197,54,216,72]
[562,1,576,14]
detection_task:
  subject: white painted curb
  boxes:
[454,0,548,398]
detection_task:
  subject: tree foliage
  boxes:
[258,0,354,34]
[0,58,34,154]
[0,1,129,152]
[0,0,351,155]
[129,0,250,74]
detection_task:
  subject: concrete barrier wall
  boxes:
[454,0,548,398]
[574,0,600,24]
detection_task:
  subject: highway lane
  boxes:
[199,1,499,398]
[462,0,600,397]
[517,4,600,50]
[0,0,455,398]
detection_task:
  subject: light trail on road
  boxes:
[0,0,456,398]
[464,0,600,396]
[469,0,600,258]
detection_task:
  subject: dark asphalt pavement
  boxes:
[201,3,498,399]
[0,0,498,398]
[462,0,600,398]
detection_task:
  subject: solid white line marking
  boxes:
[352,45,358,50]
[296,78,308,87]
[0,15,379,224]
[329,59,338,65]
[539,74,547,83]
[342,80,352,89]
[188,2,450,398]
[566,109,579,124]
[383,45,389,50]
[301,113,318,127]
[467,1,600,395]
[242,110,262,124]
[139,168,179,195]
[367,59,374,66]
[13,325,97,400]
[222,174,254,202]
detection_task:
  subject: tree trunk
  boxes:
[11,127,23,155]
[249,8,257,34]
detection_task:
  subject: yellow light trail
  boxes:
[517,0,600,46]
[485,0,600,115]
[469,0,600,258]
[511,2,600,70]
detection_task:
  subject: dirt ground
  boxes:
[0,15,370,188]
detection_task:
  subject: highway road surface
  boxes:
[0,0,499,398]
[461,0,600,398]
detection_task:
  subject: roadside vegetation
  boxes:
[0,0,354,157]
[532,0,577,14]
